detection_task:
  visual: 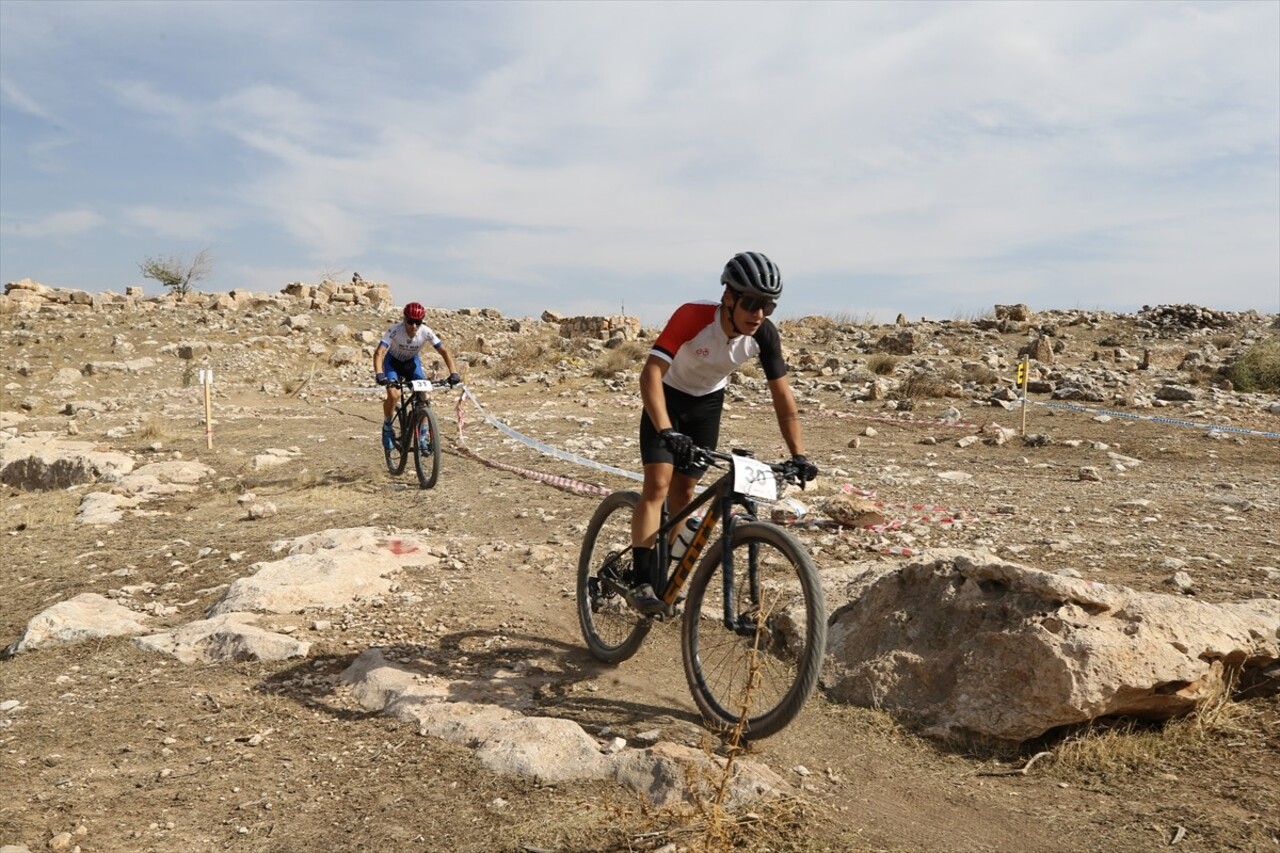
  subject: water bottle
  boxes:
[669,516,701,562]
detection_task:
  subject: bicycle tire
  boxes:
[681,520,826,739]
[411,403,441,489]
[576,490,651,664]
[385,406,409,475]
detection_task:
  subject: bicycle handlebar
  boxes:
[693,446,808,488]
[388,377,457,391]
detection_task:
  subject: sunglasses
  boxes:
[405,319,422,327]
[736,295,777,316]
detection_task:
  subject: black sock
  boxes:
[631,546,656,587]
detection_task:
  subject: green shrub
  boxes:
[1225,336,1280,392]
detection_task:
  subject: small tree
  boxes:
[138,248,213,296]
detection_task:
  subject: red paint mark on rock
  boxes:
[384,539,420,555]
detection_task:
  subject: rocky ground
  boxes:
[2,284,1279,852]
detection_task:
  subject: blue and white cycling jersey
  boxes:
[381,321,444,361]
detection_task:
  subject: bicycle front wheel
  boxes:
[576,490,651,664]
[681,521,826,739]
[411,403,441,489]
[385,407,409,475]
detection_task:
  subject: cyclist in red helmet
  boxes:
[373,302,462,450]
[625,252,818,612]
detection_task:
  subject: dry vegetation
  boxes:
[1,297,1277,852]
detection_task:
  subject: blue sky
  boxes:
[2,0,1277,325]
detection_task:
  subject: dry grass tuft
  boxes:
[1225,335,1280,392]
[591,340,649,378]
[137,416,170,440]
[897,368,958,402]
[867,353,899,376]
[491,336,568,379]
[1047,674,1258,778]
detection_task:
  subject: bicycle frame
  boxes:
[654,450,761,633]
[391,377,437,420]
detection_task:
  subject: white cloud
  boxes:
[0,208,104,238]
[122,206,226,242]
[0,1,1275,320]
[0,76,58,122]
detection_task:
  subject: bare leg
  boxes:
[632,462,672,548]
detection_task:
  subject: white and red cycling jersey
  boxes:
[650,302,788,397]
[380,321,444,362]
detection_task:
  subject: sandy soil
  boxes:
[2,301,1278,852]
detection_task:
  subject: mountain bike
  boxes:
[383,377,446,489]
[576,447,826,739]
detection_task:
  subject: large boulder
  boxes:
[341,649,786,806]
[0,434,134,490]
[6,593,152,655]
[207,528,432,615]
[136,612,311,664]
[823,550,1280,744]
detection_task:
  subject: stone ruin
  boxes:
[2,277,394,315]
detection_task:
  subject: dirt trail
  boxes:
[2,303,1278,852]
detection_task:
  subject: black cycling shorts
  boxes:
[639,385,725,477]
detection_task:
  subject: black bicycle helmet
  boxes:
[720,251,783,299]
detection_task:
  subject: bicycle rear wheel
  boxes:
[385,406,409,475]
[681,521,826,739]
[577,490,651,663]
[411,403,441,489]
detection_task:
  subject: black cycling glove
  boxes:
[659,428,695,470]
[375,372,389,386]
[447,372,462,387]
[790,454,819,482]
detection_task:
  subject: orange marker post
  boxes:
[1017,358,1029,435]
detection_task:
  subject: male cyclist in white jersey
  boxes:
[373,302,462,450]
[626,251,818,612]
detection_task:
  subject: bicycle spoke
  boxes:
[682,522,825,739]
[577,491,650,663]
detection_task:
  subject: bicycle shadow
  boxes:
[256,627,702,732]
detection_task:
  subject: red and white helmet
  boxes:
[403,302,426,322]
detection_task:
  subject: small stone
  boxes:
[246,502,277,520]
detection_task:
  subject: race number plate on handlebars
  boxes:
[733,455,778,501]
[410,380,433,393]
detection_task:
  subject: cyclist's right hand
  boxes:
[659,428,694,469]
[375,372,389,386]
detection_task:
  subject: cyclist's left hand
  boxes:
[789,454,819,483]
[375,372,388,386]
[446,372,462,387]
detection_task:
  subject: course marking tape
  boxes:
[458,388,644,484]
[1028,400,1280,438]
[452,443,614,497]
[446,388,637,497]
[826,409,983,430]
[452,389,992,539]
